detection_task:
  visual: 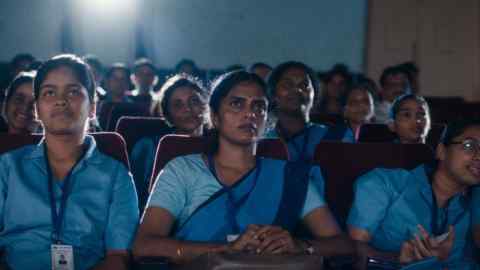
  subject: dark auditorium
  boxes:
[0,1,479,269]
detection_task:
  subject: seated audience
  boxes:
[102,63,133,103]
[266,61,331,161]
[83,54,107,100]
[1,71,37,134]
[315,64,352,116]
[129,58,158,105]
[398,61,420,94]
[375,65,410,123]
[225,64,245,72]
[175,59,199,76]
[337,79,376,142]
[131,74,209,209]
[0,54,139,270]
[248,62,272,81]
[9,53,36,78]
[133,70,354,265]
[388,94,431,144]
[348,120,480,268]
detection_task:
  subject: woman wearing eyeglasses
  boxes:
[348,120,480,269]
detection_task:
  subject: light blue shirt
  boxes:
[147,154,326,228]
[471,186,480,225]
[348,165,475,268]
[0,136,139,270]
[266,123,329,161]
[341,127,356,143]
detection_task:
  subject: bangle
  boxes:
[303,239,315,255]
[176,244,183,258]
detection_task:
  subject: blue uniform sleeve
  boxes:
[146,158,187,219]
[300,165,326,218]
[471,186,480,225]
[347,169,393,235]
[105,163,139,250]
[0,155,7,235]
[341,128,356,143]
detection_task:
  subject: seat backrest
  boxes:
[115,116,171,154]
[148,135,288,192]
[425,96,465,123]
[0,132,130,170]
[426,123,446,150]
[0,117,8,133]
[313,142,434,227]
[0,133,41,154]
[358,123,446,150]
[309,113,343,126]
[99,102,151,131]
[357,123,397,143]
[461,102,480,121]
[91,132,130,169]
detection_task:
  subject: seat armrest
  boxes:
[133,256,170,270]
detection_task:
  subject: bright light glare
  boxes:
[80,0,136,16]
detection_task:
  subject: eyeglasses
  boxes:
[449,139,480,155]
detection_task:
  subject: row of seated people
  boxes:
[0,55,470,141]
[6,54,479,128]
[0,60,447,212]
[0,54,479,270]
[116,62,443,212]
[10,54,478,134]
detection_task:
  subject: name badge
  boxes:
[51,244,74,270]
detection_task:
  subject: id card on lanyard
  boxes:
[45,146,84,270]
[51,244,74,270]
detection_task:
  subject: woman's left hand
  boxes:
[253,225,303,254]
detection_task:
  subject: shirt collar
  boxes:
[25,135,101,165]
[416,163,470,209]
[275,122,314,141]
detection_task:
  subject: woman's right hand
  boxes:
[399,225,455,264]
[227,224,262,253]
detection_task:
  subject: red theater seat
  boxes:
[358,123,446,150]
[115,116,171,155]
[99,102,151,131]
[310,113,343,126]
[0,132,130,170]
[425,96,465,123]
[313,142,434,227]
[148,135,288,192]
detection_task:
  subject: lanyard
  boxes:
[45,146,85,244]
[430,192,449,236]
[207,154,261,233]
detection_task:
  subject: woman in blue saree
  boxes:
[133,71,354,265]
